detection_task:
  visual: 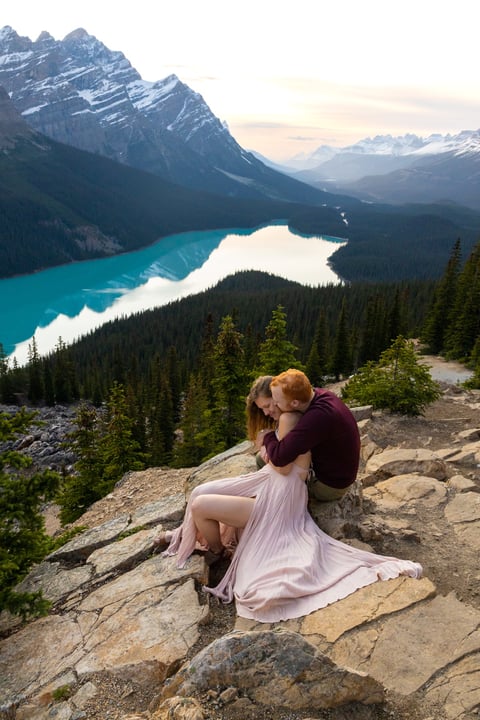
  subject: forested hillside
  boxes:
[1,239,479,523]
[0,135,315,279]
[2,271,436,440]
[3,239,479,420]
[61,272,435,387]
[2,108,480,282]
[317,203,480,281]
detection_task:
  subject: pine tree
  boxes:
[172,372,211,467]
[27,336,44,405]
[422,239,462,353]
[464,336,480,389]
[342,336,441,415]
[210,315,247,453]
[99,382,145,486]
[0,344,15,404]
[57,403,104,524]
[256,304,303,376]
[0,408,60,617]
[445,242,480,360]
[305,310,329,386]
[53,338,78,403]
[359,294,387,364]
[125,380,147,454]
[331,298,352,380]
[305,342,323,388]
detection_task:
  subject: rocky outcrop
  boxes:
[1,390,480,720]
[0,404,77,472]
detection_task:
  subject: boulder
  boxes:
[364,448,448,485]
[163,629,385,710]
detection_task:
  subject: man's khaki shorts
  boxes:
[307,474,350,502]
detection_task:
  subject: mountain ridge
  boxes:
[287,129,480,170]
[285,130,480,210]
[0,25,325,205]
[1,88,328,279]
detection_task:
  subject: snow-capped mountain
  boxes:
[287,130,480,211]
[288,130,480,171]
[0,26,322,204]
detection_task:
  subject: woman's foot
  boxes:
[153,530,172,550]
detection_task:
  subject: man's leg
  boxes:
[255,451,266,470]
[307,476,350,502]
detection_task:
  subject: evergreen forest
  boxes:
[1,238,479,478]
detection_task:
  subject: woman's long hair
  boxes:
[245,375,276,441]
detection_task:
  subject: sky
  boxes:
[2,0,479,162]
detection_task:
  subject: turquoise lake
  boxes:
[0,224,346,364]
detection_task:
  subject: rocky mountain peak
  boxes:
[61,27,134,73]
[63,27,92,41]
[0,24,324,203]
[0,25,31,52]
[36,30,55,43]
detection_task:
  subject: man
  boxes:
[261,368,360,501]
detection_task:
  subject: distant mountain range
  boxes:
[0,25,323,205]
[280,131,480,211]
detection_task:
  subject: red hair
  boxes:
[270,368,312,403]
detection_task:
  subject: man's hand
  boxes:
[258,445,269,463]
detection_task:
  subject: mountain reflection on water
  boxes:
[0,224,346,364]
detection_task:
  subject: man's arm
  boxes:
[263,409,322,467]
[267,411,302,475]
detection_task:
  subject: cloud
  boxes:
[235,120,291,131]
[287,135,318,142]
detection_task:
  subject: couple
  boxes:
[158,369,422,623]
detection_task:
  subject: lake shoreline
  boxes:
[1,224,345,363]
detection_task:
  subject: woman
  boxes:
[157,377,422,623]
[245,374,278,439]
[245,374,278,468]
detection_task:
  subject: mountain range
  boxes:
[1,24,480,284]
[0,25,322,205]
[1,85,341,279]
[282,131,480,211]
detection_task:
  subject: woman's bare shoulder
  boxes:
[278,411,303,434]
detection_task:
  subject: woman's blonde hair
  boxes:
[245,375,276,440]
[270,368,312,403]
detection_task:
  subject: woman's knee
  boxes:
[190,493,209,518]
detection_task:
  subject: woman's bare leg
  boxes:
[191,494,255,553]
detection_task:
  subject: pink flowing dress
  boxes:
[162,463,422,623]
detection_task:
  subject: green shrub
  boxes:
[52,685,72,701]
[342,336,441,416]
[0,408,60,618]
